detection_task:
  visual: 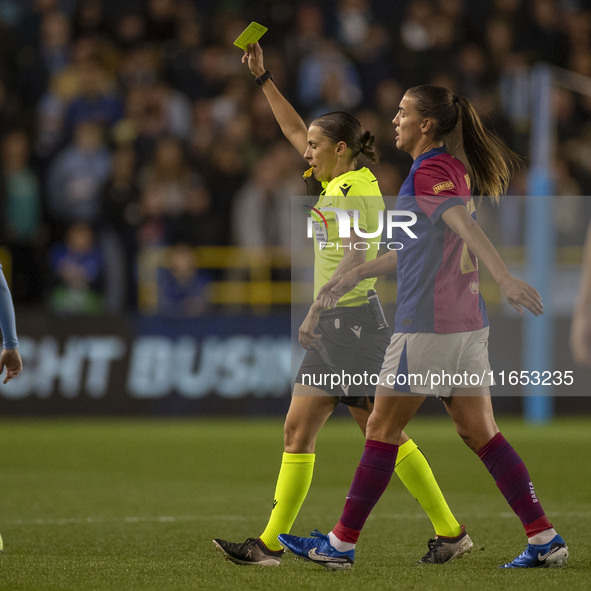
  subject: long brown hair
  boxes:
[406,85,519,204]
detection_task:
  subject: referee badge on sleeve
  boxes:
[313,220,328,248]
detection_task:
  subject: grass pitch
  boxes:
[0,415,589,590]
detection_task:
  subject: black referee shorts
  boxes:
[295,304,391,408]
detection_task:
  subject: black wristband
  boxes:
[255,70,273,86]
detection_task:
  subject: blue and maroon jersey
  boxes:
[394,147,489,333]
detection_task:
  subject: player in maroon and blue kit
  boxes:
[278,85,568,569]
[394,147,488,335]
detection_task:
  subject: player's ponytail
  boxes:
[407,85,519,204]
[312,111,379,164]
[455,96,519,203]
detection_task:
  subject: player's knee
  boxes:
[456,427,479,451]
[455,423,496,452]
[365,412,401,444]
[283,421,315,454]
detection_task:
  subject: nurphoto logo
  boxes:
[306,208,418,251]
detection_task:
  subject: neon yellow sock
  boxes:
[395,439,462,538]
[259,452,315,551]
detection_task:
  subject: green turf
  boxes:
[0,416,589,590]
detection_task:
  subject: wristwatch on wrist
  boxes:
[255,70,273,86]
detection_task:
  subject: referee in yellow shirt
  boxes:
[213,42,470,566]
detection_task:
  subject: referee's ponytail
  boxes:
[311,111,379,164]
[407,85,519,203]
[359,130,378,163]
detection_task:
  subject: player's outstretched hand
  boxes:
[500,276,544,316]
[0,348,22,384]
[316,276,340,309]
[317,270,361,309]
[242,42,266,78]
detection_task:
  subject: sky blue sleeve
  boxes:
[0,264,19,349]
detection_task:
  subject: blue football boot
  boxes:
[500,534,568,568]
[278,530,354,570]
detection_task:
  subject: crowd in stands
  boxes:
[0,0,590,314]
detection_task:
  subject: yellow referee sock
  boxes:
[259,452,315,551]
[395,439,462,538]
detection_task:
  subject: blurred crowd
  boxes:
[1,0,591,314]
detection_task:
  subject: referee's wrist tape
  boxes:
[255,70,273,86]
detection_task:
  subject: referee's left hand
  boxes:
[242,42,266,78]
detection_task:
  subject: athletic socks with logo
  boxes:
[477,432,553,537]
[259,452,315,551]
[328,437,462,550]
[331,440,398,545]
[394,438,462,538]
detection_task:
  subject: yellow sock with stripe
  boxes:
[395,439,462,538]
[259,452,315,551]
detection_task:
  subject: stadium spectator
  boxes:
[110,9,146,51]
[17,0,66,48]
[187,99,217,162]
[156,242,210,317]
[334,0,373,49]
[163,18,205,100]
[0,80,24,138]
[46,120,111,227]
[297,39,363,117]
[167,177,215,246]
[139,134,194,215]
[100,142,141,308]
[522,0,569,67]
[118,43,159,92]
[100,142,141,242]
[35,86,67,166]
[16,10,72,109]
[33,36,107,165]
[71,0,109,40]
[122,79,192,164]
[0,130,46,304]
[231,143,298,251]
[48,221,105,314]
[145,0,177,44]
[201,139,248,245]
[62,58,124,140]
[136,182,171,249]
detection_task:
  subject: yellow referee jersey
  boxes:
[312,167,384,307]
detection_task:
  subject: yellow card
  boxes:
[233,22,268,50]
